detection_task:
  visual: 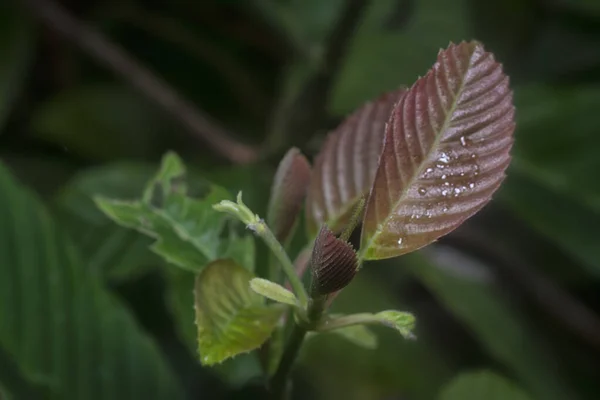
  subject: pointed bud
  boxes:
[310,226,358,296]
[267,148,311,242]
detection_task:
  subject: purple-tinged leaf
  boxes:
[267,147,311,243]
[306,89,407,236]
[361,41,515,260]
[311,226,358,295]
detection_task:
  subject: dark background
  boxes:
[1,0,600,399]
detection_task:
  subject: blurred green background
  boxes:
[1,0,600,399]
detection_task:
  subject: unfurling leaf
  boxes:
[250,278,299,306]
[96,152,253,272]
[195,260,285,365]
[375,310,416,339]
[306,89,407,235]
[267,147,311,242]
[318,310,416,340]
[310,226,358,295]
[361,41,514,259]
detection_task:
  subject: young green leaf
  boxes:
[361,41,515,259]
[195,259,285,365]
[306,89,407,235]
[311,226,358,295]
[318,310,416,340]
[95,152,248,272]
[267,147,311,243]
[249,278,299,306]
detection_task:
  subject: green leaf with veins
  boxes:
[250,278,299,306]
[0,161,184,399]
[195,259,285,365]
[95,152,251,272]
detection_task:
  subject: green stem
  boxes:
[269,323,307,399]
[269,297,326,399]
[252,220,309,307]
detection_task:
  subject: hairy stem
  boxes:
[252,221,309,307]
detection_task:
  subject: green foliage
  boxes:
[439,371,532,400]
[331,0,468,114]
[409,252,571,400]
[194,259,285,365]
[326,325,378,350]
[0,163,184,399]
[96,152,250,273]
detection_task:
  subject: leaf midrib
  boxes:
[361,50,473,257]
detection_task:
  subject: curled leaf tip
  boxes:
[310,225,358,296]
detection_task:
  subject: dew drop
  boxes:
[442,189,449,197]
[436,163,446,170]
[426,167,434,174]
[469,183,475,189]
[444,182,450,186]
[454,187,461,195]
[418,187,427,195]
[441,174,448,180]
[397,238,403,245]
[460,172,465,177]
[439,152,450,163]
[471,154,477,159]
[460,136,469,147]
[442,206,449,212]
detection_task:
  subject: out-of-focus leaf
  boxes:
[409,252,571,400]
[306,90,406,235]
[95,152,247,272]
[497,85,600,275]
[331,0,468,114]
[499,174,600,276]
[0,345,52,399]
[31,84,165,161]
[267,148,311,243]
[303,273,452,400]
[194,259,285,365]
[55,163,159,279]
[439,370,532,400]
[0,162,184,399]
[512,86,600,210]
[361,42,514,260]
[311,226,358,295]
[250,0,344,54]
[0,4,33,131]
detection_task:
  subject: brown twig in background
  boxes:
[24,0,259,164]
[266,0,371,154]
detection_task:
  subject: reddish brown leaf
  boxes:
[267,147,311,243]
[311,226,358,295]
[361,41,515,260]
[306,89,407,236]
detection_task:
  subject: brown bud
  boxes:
[267,148,311,243]
[310,226,358,296]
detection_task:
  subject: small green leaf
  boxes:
[250,278,298,306]
[374,311,416,339]
[95,152,250,272]
[318,310,416,340]
[439,370,533,400]
[195,259,285,365]
[329,325,378,349]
